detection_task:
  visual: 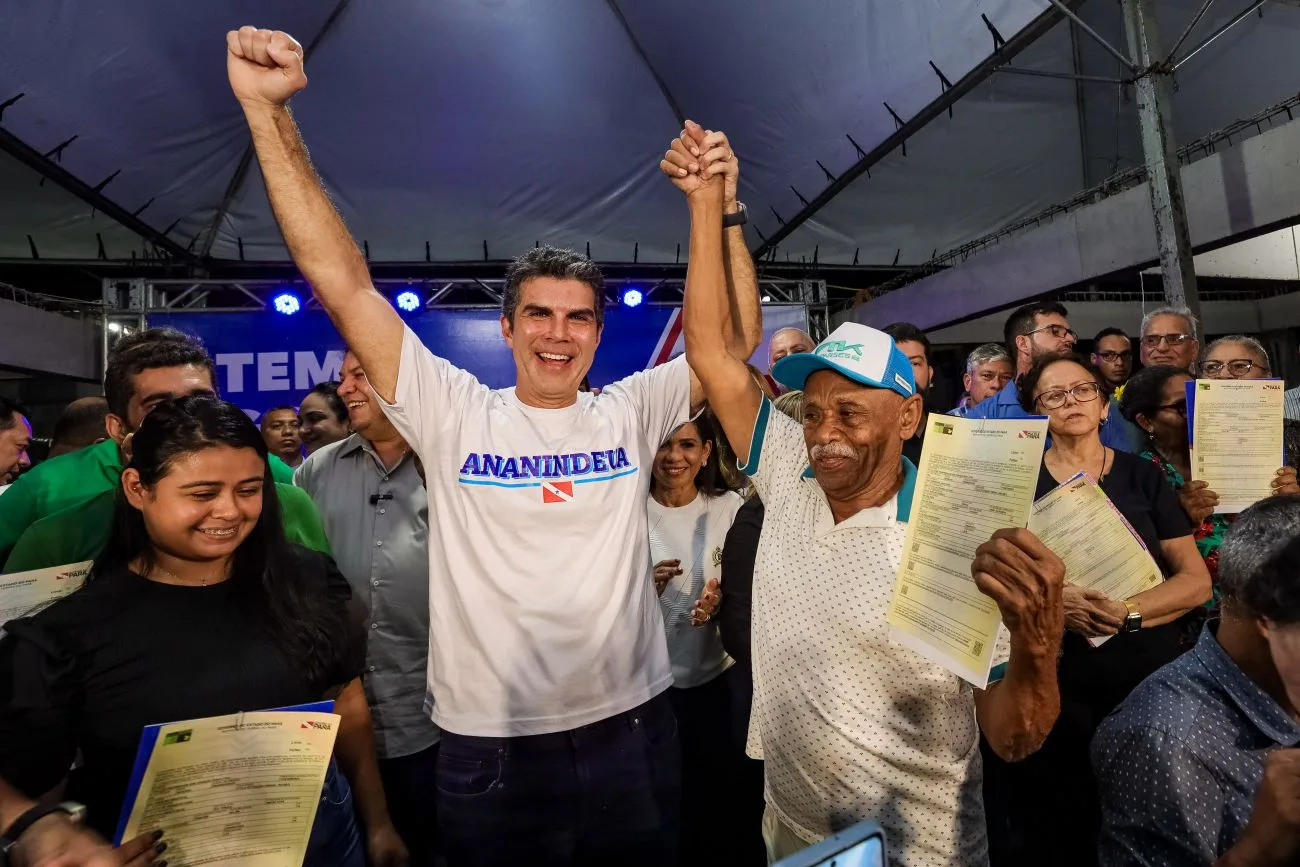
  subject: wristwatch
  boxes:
[0,802,86,862]
[1122,600,1143,633]
[723,201,748,228]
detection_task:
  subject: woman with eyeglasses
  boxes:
[1199,335,1300,469]
[981,354,1210,867]
[1121,354,1300,613]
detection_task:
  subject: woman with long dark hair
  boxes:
[0,396,405,866]
[646,412,753,864]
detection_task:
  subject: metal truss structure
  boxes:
[98,274,832,341]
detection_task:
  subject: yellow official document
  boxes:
[887,415,1048,687]
[1029,473,1163,646]
[117,709,341,867]
[0,561,90,628]
[1190,379,1285,514]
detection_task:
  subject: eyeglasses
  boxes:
[1199,359,1267,378]
[1153,399,1187,417]
[1026,324,1077,342]
[1141,333,1194,348]
[1035,382,1101,410]
[1096,350,1133,362]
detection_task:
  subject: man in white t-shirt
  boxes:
[678,153,1067,864]
[228,26,762,865]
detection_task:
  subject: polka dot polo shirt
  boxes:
[1092,622,1300,866]
[738,398,1010,867]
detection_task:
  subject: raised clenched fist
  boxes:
[226,27,307,109]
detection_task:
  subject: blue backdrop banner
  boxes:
[150,306,805,420]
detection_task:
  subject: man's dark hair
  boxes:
[1004,301,1069,358]
[51,397,109,449]
[259,405,298,430]
[1217,495,1300,624]
[1118,365,1188,426]
[1016,352,1104,414]
[883,322,931,363]
[104,328,217,419]
[1092,327,1129,347]
[502,246,605,329]
[304,381,347,423]
[0,396,28,432]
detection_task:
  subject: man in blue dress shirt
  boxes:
[963,301,1142,452]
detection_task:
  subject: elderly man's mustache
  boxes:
[810,442,858,462]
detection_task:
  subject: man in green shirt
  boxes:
[0,327,301,561]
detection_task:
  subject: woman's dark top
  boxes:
[0,546,364,838]
[983,448,1195,867]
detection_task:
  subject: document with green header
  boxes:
[887,415,1048,687]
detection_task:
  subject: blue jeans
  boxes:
[436,693,681,867]
[304,760,366,867]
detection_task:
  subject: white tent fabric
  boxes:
[7,0,1296,277]
[780,0,1300,267]
[0,0,1050,264]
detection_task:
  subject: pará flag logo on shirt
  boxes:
[542,480,574,503]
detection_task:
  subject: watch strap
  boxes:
[1122,600,1142,632]
[0,802,80,854]
[722,202,748,228]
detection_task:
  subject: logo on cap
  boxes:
[816,340,864,361]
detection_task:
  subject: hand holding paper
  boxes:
[1027,472,1165,646]
[1062,585,1125,637]
[972,529,1065,651]
[1274,466,1300,496]
[1188,379,1285,513]
[116,708,340,867]
[1177,480,1219,525]
[886,415,1050,687]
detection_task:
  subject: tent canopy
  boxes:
[3,0,1298,284]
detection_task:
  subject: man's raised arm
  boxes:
[227,27,402,402]
[678,156,763,466]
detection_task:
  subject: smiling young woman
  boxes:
[0,396,404,867]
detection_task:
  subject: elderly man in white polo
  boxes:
[678,160,1066,865]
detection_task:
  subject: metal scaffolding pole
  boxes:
[1121,0,1202,321]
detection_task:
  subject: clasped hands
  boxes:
[658,120,739,206]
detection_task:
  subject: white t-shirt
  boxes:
[377,326,692,737]
[740,397,1010,867]
[647,490,743,688]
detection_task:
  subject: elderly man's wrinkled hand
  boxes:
[973,528,1065,654]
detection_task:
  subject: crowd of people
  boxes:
[2,23,1300,867]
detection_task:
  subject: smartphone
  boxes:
[774,820,887,867]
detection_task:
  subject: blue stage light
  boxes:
[395,290,421,312]
[621,288,643,308]
[273,293,301,315]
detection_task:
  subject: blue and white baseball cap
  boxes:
[771,322,916,397]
